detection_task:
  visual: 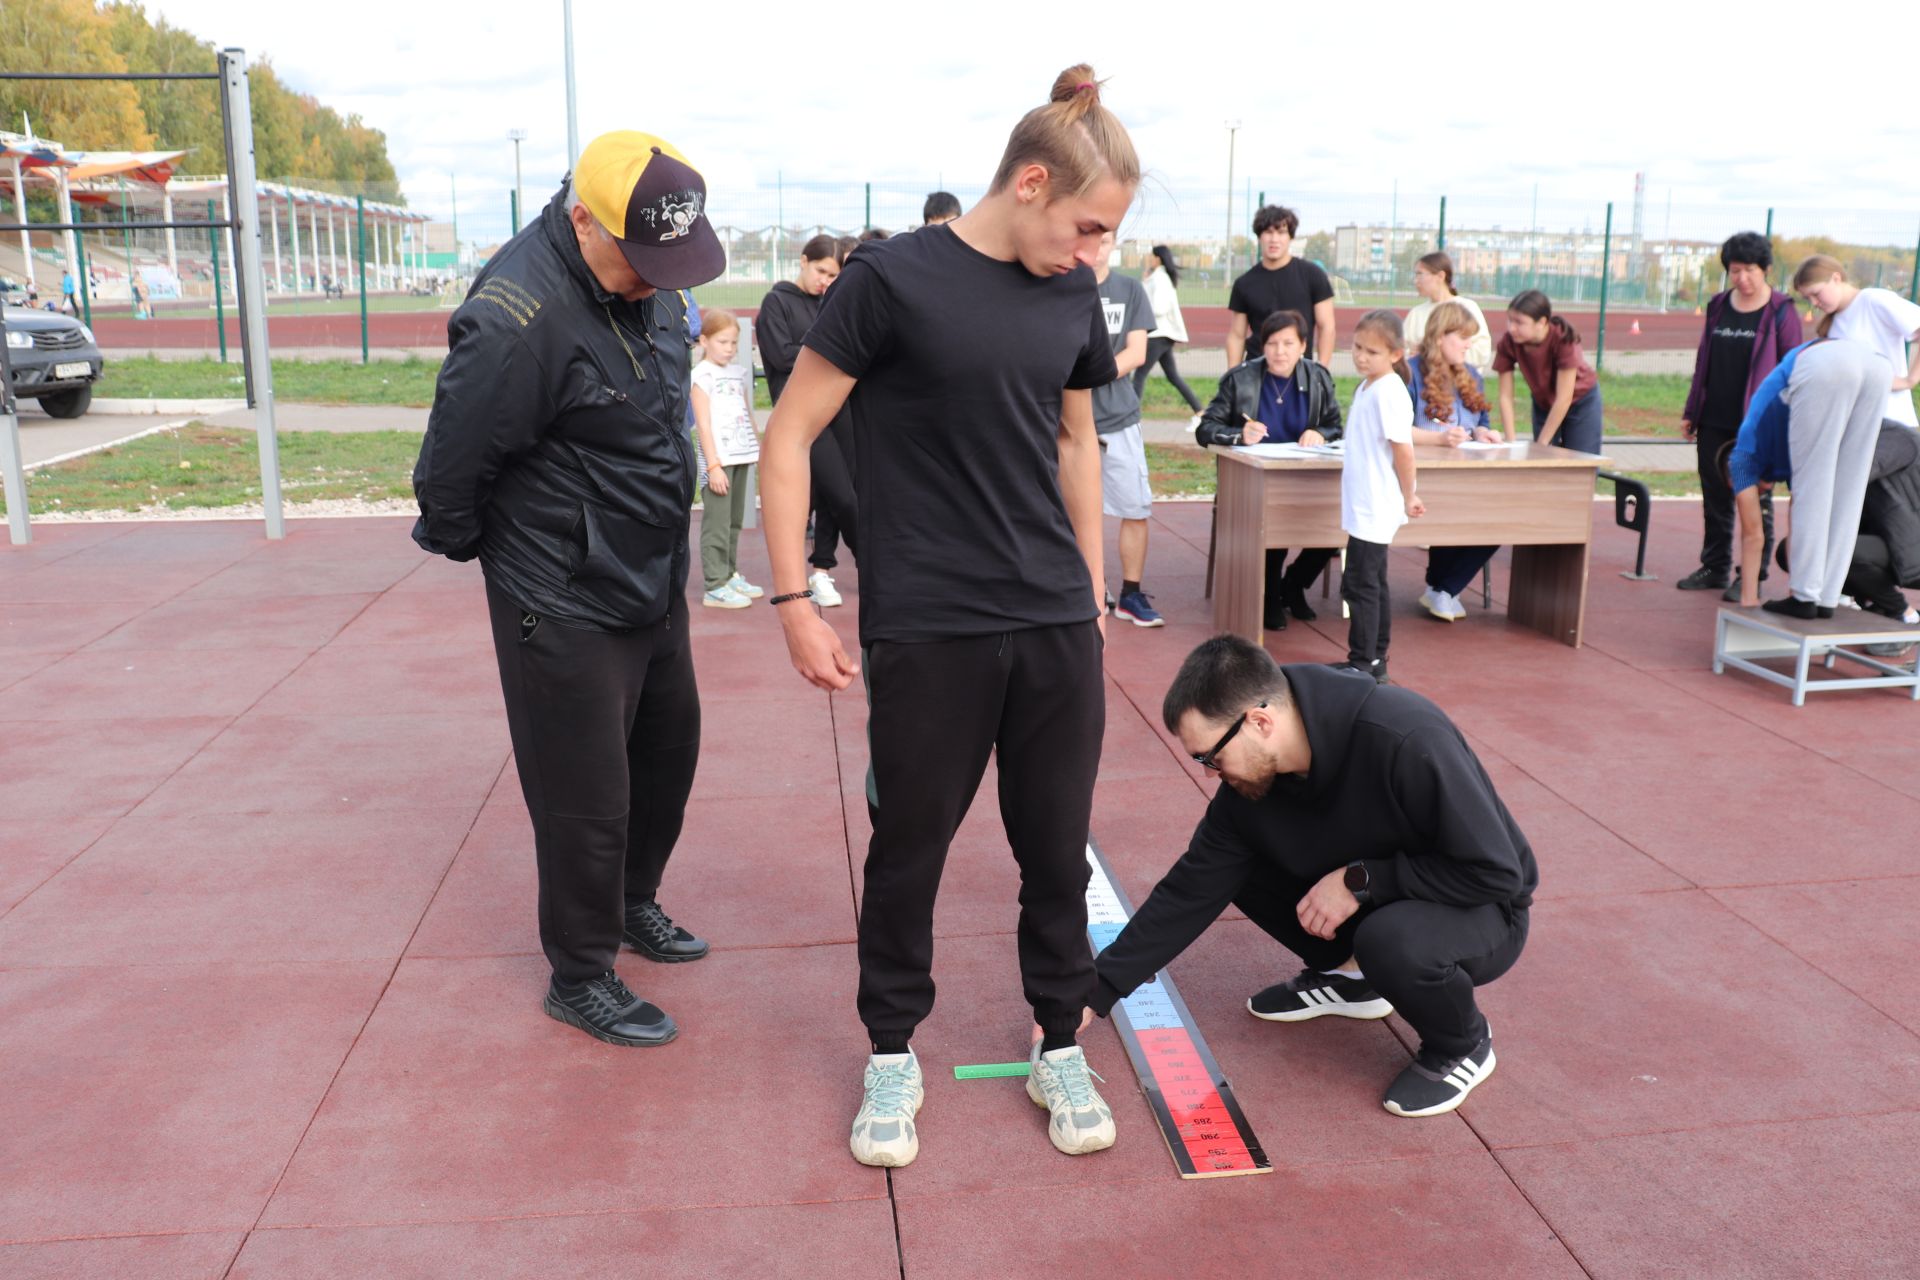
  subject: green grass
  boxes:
[8,425,421,516]
[8,425,1714,519]
[98,356,443,406]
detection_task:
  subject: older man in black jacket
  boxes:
[1092,635,1535,1117]
[413,132,724,1048]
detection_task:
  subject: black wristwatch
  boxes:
[1343,861,1372,906]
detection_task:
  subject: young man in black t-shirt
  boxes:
[760,67,1139,1169]
[1226,205,1336,367]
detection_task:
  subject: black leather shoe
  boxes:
[1263,608,1289,632]
[1761,596,1832,620]
[544,970,677,1047]
[1282,586,1318,621]
[624,899,711,963]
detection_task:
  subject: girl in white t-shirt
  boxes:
[690,309,763,607]
[1339,310,1426,683]
[1793,254,1920,430]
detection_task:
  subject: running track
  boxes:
[91,305,1711,353]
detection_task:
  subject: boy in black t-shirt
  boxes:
[1226,205,1336,368]
[760,65,1139,1169]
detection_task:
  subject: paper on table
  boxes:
[1238,441,1343,459]
[1457,440,1523,452]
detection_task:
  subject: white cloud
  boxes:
[147,0,1920,249]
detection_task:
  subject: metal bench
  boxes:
[1713,607,1920,706]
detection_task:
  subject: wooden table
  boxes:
[1211,442,1606,648]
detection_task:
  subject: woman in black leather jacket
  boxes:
[1195,309,1343,629]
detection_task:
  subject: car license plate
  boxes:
[54,361,91,378]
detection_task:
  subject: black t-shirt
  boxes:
[802,225,1116,644]
[1701,300,1764,430]
[1228,258,1335,352]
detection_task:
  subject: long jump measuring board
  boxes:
[1084,838,1272,1179]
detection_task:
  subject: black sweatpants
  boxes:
[809,415,858,571]
[1848,533,1911,617]
[1132,336,1203,413]
[1343,536,1392,665]
[486,581,701,984]
[1697,420,1775,576]
[1233,859,1528,1059]
[860,621,1105,1049]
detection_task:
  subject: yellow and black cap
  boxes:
[573,131,724,291]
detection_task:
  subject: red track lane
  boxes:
[89,303,1717,354]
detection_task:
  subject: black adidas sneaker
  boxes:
[1383,1029,1495,1117]
[1247,968,1394,1022]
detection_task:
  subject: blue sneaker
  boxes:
[1114,589,1164,627]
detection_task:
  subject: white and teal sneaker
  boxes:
[726,573,764,599]
[850,1051,924,1167]
[1026,1043,1116,1155]
[702,585,750,609]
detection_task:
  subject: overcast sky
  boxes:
[150,0,1920,249]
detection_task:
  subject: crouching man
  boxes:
[1090,635,1536,1116]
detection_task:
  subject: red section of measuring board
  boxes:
[1085,838,1271,1180]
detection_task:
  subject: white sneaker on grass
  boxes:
[809,570,843,608]
[702,585,750,609]
[850,1051,924,1167]
[1026,1043,1116,1155]
[727,573,764,599]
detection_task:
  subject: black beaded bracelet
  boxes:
[769,590,815,606]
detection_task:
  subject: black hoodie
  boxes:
[756,280,821,401]
[1091,664,1537,1014]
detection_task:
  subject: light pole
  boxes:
[1224,119,1241,288]
[562,0,579,168]
[507,128,527,235]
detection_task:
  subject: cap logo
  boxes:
[634,190,704,243]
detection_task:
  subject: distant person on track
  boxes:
[922,191,962,226]
[1676,232,1800,598]
[690,308,763,608]
[59,269,76,316]
[1195,308,1343,632]
[1403,252,1492,371]
[761,63,1137,1169]
[1407,301,1500,623]
[1227,205,1335,368]
[1135,244,1204,423]
[411,131,726,1050]
[755,234,854,606]
[1091,229,1162,626]
[1493,290,1603,454]
[1792,254,1920,432]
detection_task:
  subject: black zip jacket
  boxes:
[412,186,695,632]
[1092,664,1537,1014]
[1194,358,1343,447]
[755,280,821,402]
[1864,422,1920,587]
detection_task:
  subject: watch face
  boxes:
[1344,863,1368,893]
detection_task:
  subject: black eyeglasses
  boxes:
[1193,701,1265,771]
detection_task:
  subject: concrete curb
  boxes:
[91,397,249,415]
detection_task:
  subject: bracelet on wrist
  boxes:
[769,590,815,607]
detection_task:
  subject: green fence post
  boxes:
[1908,220,1919,302]
[74,220,92,328]
[864,182,871,231]
[1437,196,1447,251]
[1764,207,1775,287]
[510,189,520,237]
[1596,201,1614,372]
[356,195,369,365]
[206,199,226,363]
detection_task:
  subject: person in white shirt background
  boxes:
[1337,310,1426,685]
[1134,243,1205,424]
[1792,254,1920,431]
[1403,251,1493,372]
[690,309,764,608]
